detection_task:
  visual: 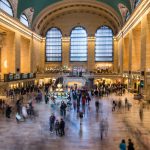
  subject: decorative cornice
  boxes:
[0,11,43,41]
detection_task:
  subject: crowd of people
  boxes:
[91,83,126,97]
[112,97,132,112]
[0,81,143,149]
[49,113,65,136]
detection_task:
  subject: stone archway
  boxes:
[32,0,123,36]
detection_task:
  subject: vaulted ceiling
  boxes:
[16,0,133,35]
[17,0,131,20]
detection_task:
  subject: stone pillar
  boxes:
[87,37,95,72]
[29,36,33,73]
[113,39,118,73]
[145,15,150,70]
[142,15,150,100]
[31,38,43,73]
[118,37,123,73]
[20,36,30,73]
[40,39,46,72]
[127,31,133,88]
[128,31,132,72]
[131,27,141,71]
[15,32,21,73]
[62,37,70,68]
[1,31,16,78]
[123,36,129,72]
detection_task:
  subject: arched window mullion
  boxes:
[20,14,29,27]
[0,0,13,16]
[45,28,62,62]
[70,26,87,62]
[95,26,113,62]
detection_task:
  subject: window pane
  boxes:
[95,26,113,62]
[20,14,29,27]
[0,0,13,16]
[70,27,87,61]
[45,28,62,62]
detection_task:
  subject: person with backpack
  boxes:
[49,113,56,133]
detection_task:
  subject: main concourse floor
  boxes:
[0,93,150,150]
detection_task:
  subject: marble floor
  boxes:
[0,93,150,150]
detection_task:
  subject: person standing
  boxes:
[72,91,77,111]
[104,118,109,137]
[55,120,60,136]
[6,105,12,118]
[139,106,144,121]
[82,95,86,113]
[49,113,56,133]
[22,105,28,119]
[45,94,49,104]
[100,118,105,140]
[59,118,65,136]
[112,100,116,111]
[79,111,84,125]
[127,139,135,150]
[125,97,128,109]
[119,139,126,150]
[95,100,100,113]
[60,101,67,117]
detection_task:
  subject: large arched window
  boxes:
[0,0,13,16]
[20,14,29,27]
[70,27,87,61]
[95,26,113,62]
[134,0,141,8]
[45,28,62,62]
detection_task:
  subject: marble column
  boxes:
[87,37,95,72]
[1,31,16,78]
[123,36,129,72]
[141,15,150,100]
[62,37,70,68]
[118,37,123,74]
[131,26,141,71]
[20,36,30,73]
[113,39,118,73]
[14,32,21,73]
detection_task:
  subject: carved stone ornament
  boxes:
[9,0,18,17]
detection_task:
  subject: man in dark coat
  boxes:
[59,118,65,136]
